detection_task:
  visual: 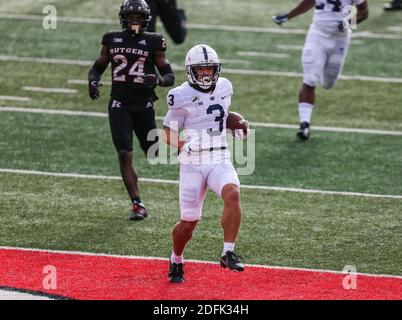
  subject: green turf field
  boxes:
[1,172,401,275]
[0,0,401,276]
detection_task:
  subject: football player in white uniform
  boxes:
[162,44,246,283]
[273,0,368,140]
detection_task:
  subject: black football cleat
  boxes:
[168,261,184,283]
[297,121,310,141]
[129,202,148,221]
[220,251,245,272]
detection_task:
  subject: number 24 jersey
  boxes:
[101,30,167,107]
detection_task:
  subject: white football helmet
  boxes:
[185,44,221,91]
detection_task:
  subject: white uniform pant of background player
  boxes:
[179,163,240,221]
[302,27,351,89]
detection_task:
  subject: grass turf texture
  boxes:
[1,111,402,195]
[1,0,402,34]
[0,18,401,78]
[1,61,402,131]
[1,172,401,276]
[0,0,401,280]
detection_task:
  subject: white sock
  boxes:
[222,242,235,256]
[298,102,314,124]
[171,251,184,264]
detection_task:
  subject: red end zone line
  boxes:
[0,247,401,300]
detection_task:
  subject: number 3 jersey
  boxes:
[163,78,233,165]
[101,31,167,107]
[312,0,365,36]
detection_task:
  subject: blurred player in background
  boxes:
[273,0,368,140]
[384,0,402,11]
[88,0,175,220]
[145,0,187,44]
[163,44,247,283]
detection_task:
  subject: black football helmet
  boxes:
[119,0,151,34]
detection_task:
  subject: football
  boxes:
[226,111,250,139]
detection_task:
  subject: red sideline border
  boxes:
[0,246,401,300]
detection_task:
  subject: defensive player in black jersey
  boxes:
[88,0,175,221]
[145,0,187,44]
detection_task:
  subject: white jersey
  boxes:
[163,78,233,164]
[312,0,365,36]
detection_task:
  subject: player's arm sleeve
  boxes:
[223,78,234,107]
[163,90,186,130]
[151,34,175,87]
[354,0,369,24]
[88,34,110,83]
[222,78,234,97]
[155,58,175,87]
[227,79,234,96]
[101,32,112,47]
[287,0,315,20]
[163,108,186,131]
[152,34,167,52]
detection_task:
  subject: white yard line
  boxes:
[222,68,402,83]
[246,121,402,136]
[220,59,251,65]
[0,13,306,33]
[1,13,402,40]
[68,79,111,85]
[22,86,78,94]
[387,26,402,33]
[0,96,31,102]
[1,246,401,280]
[236,51,290,59]
[0,55,92,66]
[276,44,304,51]
[352,31,402,40]
[0,168,401,200]
[339,74,402,83]
[2,106,402,136]
[0,289,54,300]
[0,13,118,25]
[2,55,402,84]
[350,39,365,45]
[188,23,306,35]
[0,106,107,117]
[276,42,365,50]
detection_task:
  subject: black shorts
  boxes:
[108,99,159,156]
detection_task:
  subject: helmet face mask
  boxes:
[185,45,221,91]
[188,65,220,90]
[119,0,151,35]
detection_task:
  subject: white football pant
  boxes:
[179,163,240,221]
[302,27,351,89]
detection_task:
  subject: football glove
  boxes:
[88,81,102,100]
[183,140,202,153]
[338,19,349,32]
[232,128,251,140]
[143,74,159,88]
[273,14,289,26]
